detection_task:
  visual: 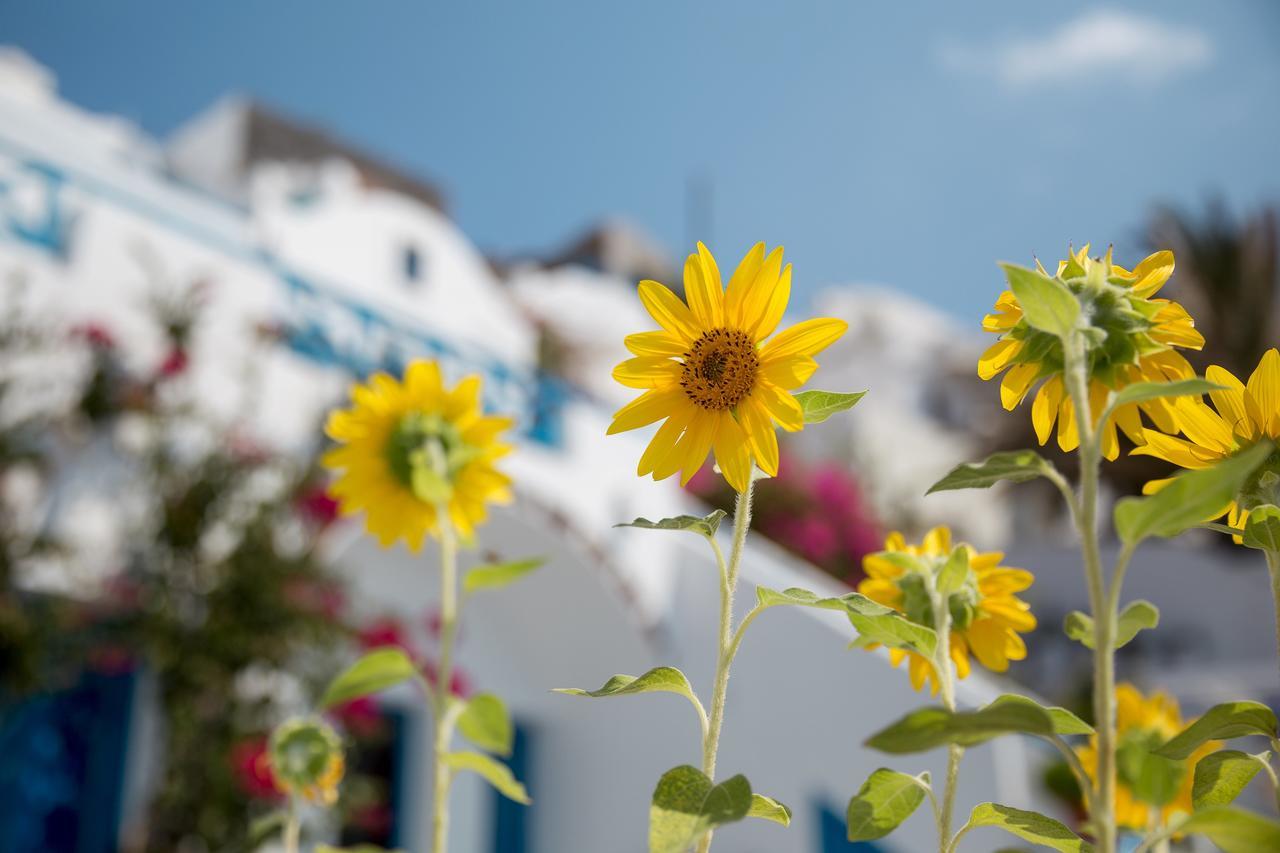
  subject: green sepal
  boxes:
[793,390,867,424]
[1243,504,1280,551]
[1156,701,1278,759]
[999,263,1080,338]
[845,768,929,841]
[926,450,1057,494]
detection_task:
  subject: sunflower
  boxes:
[323,360,514,551]
[857,526,1036,694]
[1076,683,1217,832]
[608,242,847,493]
[1134,348,1280,531]
[268,717,346,806]
[980,245,1205,460]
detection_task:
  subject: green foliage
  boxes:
[648,765,755,853]
[965,803,1094,852]
[617,509,729,538]
[793,390,867,424]
[1063,601,1159,650]
[936,547,970,596]
[443,751,531,804]
[1105,378,1225,411]
[248,811,288,846]
[747,794,791,826]
[553,666,703,723]
[1192,749,1269,808]
[926,450,1057,494]
[1243,504,1280,551]
[1170,805,1280,853]
[463,557,545,595]
[845,768,928,841]
[1156,700,1279,759]
[866,694,1090,754]
[1114,442,1273,543]
[755,585,889,615]
[320,648,419,709]
[755,584,938,659]
[457,693,514,757]
[999,263,1080,338]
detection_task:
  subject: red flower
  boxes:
[231,736,281,801]
[158,347,189,378]
[296,485,341,529]
[422,659,472,698]
[331,696,383,737]
[71,322,116,350]
[357,617,414,656]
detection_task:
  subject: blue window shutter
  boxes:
[818,801,889,853]
[491,723,532,853]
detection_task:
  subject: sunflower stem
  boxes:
[1063,333,1117,853]
[696,482,754,853]
[927,560,963,853]
[1266,549,1280,687]
[430,511,460,853]
[282,796,300,853]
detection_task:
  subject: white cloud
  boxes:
[940,9,1212,89]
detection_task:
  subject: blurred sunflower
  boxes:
[608,242,847,493]
[323,360,514,550]
[980,245,1205,460]
[1134,348,1280,531]
[857,526,1036,694]
[268,717,346,807]
[1076,684,1217,832]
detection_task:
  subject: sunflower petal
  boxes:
[760,317,848,361]
[638,280,701,343]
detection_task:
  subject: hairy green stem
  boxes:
[696,483,754,853]
[929,566,963,852]
[1267,549,1280,686]
[430,511,460,853]
[283,796,301,853]
[1063,335,1117,853]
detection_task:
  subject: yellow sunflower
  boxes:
[608,242,847,493]
[1077,683,1217,832]
[1134,348,1280,531]
[269,717,346,807]
[980,245,1205,460]
[323,360,514,551]
[857,526,1036,694]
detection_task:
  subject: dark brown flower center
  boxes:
[680,328,758,411]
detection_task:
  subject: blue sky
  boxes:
[2,0,1277,319]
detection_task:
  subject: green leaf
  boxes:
[648,766,754,853]
[408,458,451,504]
[1063,601,1158,650]
[866,694,1090,754]
[553,666,704,723]
[1000,263,1080,338]
[1243,504,1280,551]
[1193,749,1269,808]
[966,803,1093,852]
[1107,378,1225,410]
[320,648,419,709]
[848,611,939,659]
[463,557,545,595]
[755,586,892,615]
[1114,442,1274,544]
[1156,701,1279,759]
[926,450,1056,494]
[457,693,513,757]
[248,811,287,846]
[443,751,531,804]
[845,768,928,841]
[747,794,791,826]
[617,509,728,538]
[793,390,867,424]
[1172,805,1280,853]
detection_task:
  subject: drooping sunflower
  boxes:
[980,245,1205,460]
[323,360,514,551]
[1134,348,1280,530]
[268,717,346,806]
[608,242,847,493]
[1076,683,1217,832]
[857,526,1036,694]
